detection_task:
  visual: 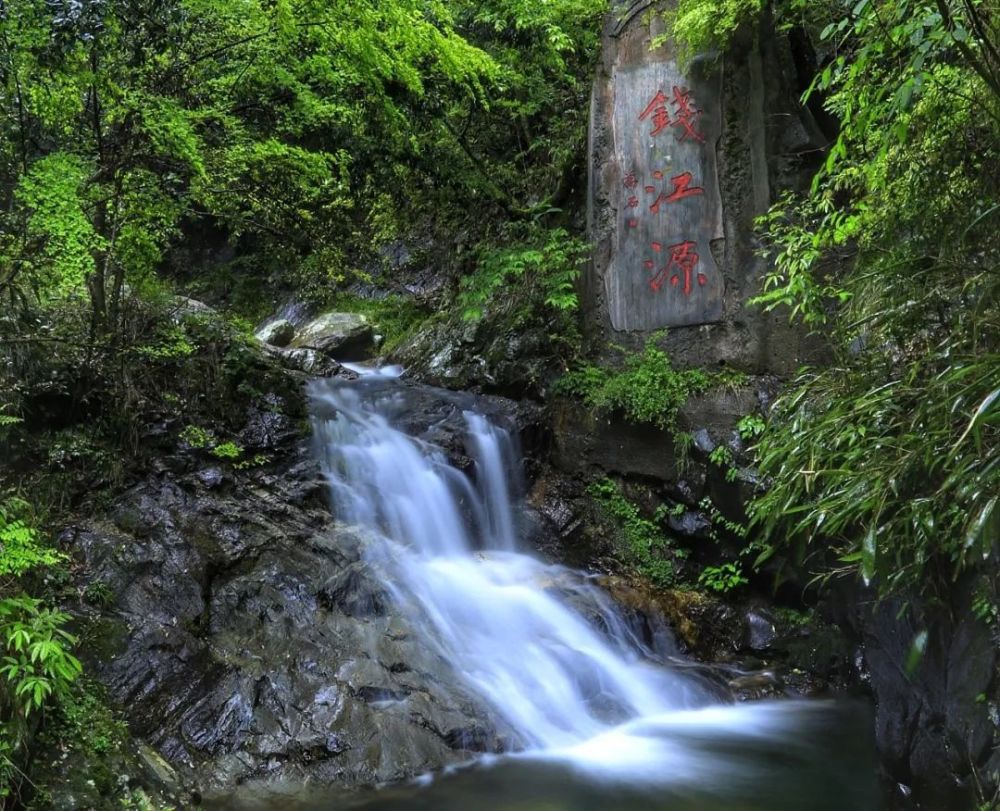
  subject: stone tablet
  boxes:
[607,59,724,331]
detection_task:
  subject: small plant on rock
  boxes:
[698,562,749,594]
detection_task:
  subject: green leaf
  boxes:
[861,526,877,585]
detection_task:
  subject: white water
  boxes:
[307,375,812,781]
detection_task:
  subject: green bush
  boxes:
[0,500,81,803]
[211,441,243,461]
[459,224,589,322]
[0,499,63,579]
[0,598,81,716]
[557,336,732,432]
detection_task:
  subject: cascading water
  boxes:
[304,372,879,810]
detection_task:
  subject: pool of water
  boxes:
[210,700,880,811]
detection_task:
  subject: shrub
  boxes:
[459,224,589,322]
[556,336,724,432]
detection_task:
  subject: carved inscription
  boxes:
[608,61,724,331]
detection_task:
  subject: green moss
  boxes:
[587,478,682,588]
[178,425,212,449]
[210,441,243,460]
[772,606,816,628]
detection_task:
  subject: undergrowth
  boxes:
[587,478,684,588]
[556,335,746,432]
[459,223,589,324]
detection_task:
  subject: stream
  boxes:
[215,370,880,809]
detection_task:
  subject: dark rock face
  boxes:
[393,316,559,400]
[840,583,999,810]
[550,385,764,486]
[64,381,539,795]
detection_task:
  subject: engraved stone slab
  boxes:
[608,59,724,331]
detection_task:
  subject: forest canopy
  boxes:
[0,0,603,332]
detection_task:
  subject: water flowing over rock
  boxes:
[67,381,536,793]
[66,372,879,807]
[310,375,714,748]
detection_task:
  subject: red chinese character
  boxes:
[649,240,707,295]
[665,171,704,202]
[649,172,705,214]
[639,90,671,137]
[627,196,640,208]
[671,86,705,144]
[623,172,639,190]
[649,171,705,214]
[628,218,639,229]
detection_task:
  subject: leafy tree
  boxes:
[0,0,603,335]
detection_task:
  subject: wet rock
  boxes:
[257,319,295,347]
[197,467,224,489]
[743,609,777,651]
[728,670,783,699]
[842,581,1000,808]
[66,383,547,795]
[667,510,712,539]
[73,487,515,792]
[394,315,558,399]
[318,562,390,618]
[239,408,294,451]
[293,312,373,360]
[263,345,343,376]
[137,745,182,795]
[692,428,716,455]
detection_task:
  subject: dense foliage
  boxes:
[0,0,602,332]
[669,0,1000,601]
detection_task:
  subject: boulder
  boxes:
[842,584,1000,807]
[256,319,295,347]
[170,296,217,320]
[262,345,343,376]
[292,312,373,360]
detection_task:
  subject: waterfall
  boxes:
[305,373,873,803]
[463,411,520,551]
[309,374,712,752]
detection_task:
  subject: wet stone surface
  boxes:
[63,382,542,796]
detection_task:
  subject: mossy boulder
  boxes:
[256,318,295,347]
[292,312,373,360]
